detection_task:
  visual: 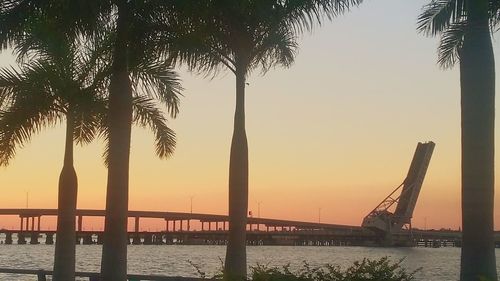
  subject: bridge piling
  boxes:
[45,233,54,244]
[5,233,12,244]
[30,232,39,244]
[83,234,93,245]
[18,233,26,244]
[132,234,141,245]
[134,216,140,233]
[78,216,83,232]
[143,234,153,245]
[96,234,103,244]
[30,216,35,232]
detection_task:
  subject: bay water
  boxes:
[1,244,500,280]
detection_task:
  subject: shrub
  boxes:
[250,257,420,281]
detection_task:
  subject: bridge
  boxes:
[2,141,496,247]
[0,208,369,246]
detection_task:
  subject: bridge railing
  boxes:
[0,267,205,281]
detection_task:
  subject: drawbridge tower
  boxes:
[362,141,435,245]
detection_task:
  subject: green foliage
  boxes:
[250,258,419,281]
[417,0,500,68]
[189,257,419,281]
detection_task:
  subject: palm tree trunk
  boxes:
[460,0,497,280]
[224,58,249,280]
[53,112,78,281]
[100,2,133,281]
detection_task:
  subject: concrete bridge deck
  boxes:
[1,208,500,247]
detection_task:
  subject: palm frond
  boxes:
[0,90,62,166]
[0,66,24,106]
[130,60,182,118]
[490,0,500,30]
[281,0,363,34]
[0,0,112,51]
[437,21,466,69]
[71,90,107,145]
[417,0,465,36]
[97,118,110,167]
[252,26,298,74]
[132,96,176,159]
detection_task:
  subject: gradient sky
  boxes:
[0,0,499,231]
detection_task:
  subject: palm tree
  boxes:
[162,1,361,278]
[0,15,181,281]
[99,2,185,280]
[418,0,498,280]
[1,2,183,280]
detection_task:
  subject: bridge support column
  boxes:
[30,232,39,244]
[187,219,190,231]
[20,217,23,232]
[134,217,140,233]
[180,220,183,231]
[223,221,227,231]
[154,234,163,245]
[143,234,153,245]
[5,233,12,244]
[97,234,104,244]
[24,217,29,232]
[208,222,211,231]
[165,219,169,232]
[45,233,54,245]
[17,233,26,244]
[37,216,41,231]
[173,220,177,232]
[83,234,93,245]
[77,215,83,232]
[132,216,141,244]
[201,222,204,231]
[132,234,141,245]
[31,216,35,231]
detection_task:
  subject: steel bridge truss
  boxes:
[362,142,435,236]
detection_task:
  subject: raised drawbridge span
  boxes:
[362,141,435,245]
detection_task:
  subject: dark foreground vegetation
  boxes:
[250,258,419,281]
[191,257,419,281]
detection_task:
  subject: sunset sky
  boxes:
[0,0,499,231]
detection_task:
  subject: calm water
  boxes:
[1,245,500,281]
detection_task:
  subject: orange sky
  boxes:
[0,0,499,231]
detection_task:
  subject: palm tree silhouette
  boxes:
[163,0,361,278]
[0,15,180,281]
[1,2,183,279]
[418,0,498,280]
